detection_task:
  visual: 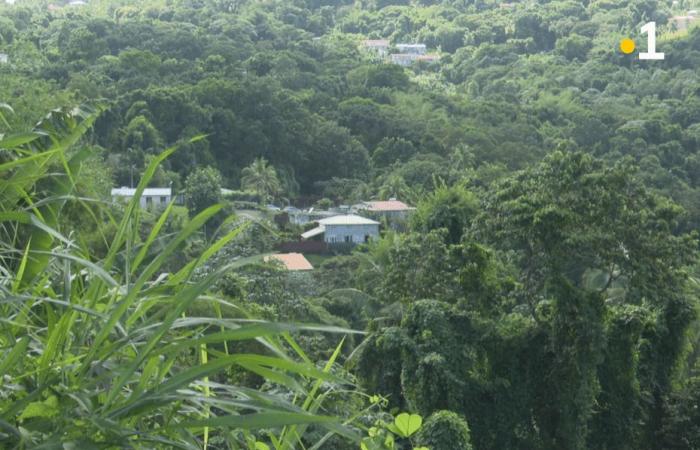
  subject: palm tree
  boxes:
[0,107,359,448]
[241,157,282,203]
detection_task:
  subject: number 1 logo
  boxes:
[639,22,664,60]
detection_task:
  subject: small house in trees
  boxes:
[390,52,439,66]
[354,199,415,221]
[0,53,8,64]
[288,208,336,225]
[396,44,426,55]
[264,253,314,271]
[670,14,697,31]
[301,214,380,245]
[111,187,172,209]
[362,39,390,57]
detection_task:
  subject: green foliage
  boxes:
[185,165,223,214]
[4,0,700,448]
[360,411,426,450]
[415,410,473,450]
[241,157,282,203]
[412,183,478,245]
[0,107,361,448]
[662,377,700,450]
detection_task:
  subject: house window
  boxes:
[345,235,352,243]
[160,196,167,204]
[365,235,371,243]
[146,197,153,206]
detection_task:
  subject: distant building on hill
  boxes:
[362,39,390,57]
[265,253,314,271]
[354,199,415,221]
[390,52,439,66]
[111,187,172,209]
[0,53,8,64]
[390,54,416,66]
[670,14,697,31]
[396,44,426,55]
[288,208,337,225]
[301,214,380,245]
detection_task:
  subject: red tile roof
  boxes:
[363,200,414,212]
[265,253,314,271]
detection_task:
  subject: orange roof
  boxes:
[363,200,414,212]
[265,253,313,271]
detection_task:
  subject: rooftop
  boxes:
[363,39,390,46]
[265,253,313,271]
[361,200,414,212]
[318,214,380,226]
[301,226,325,239]
[111,187,172,196]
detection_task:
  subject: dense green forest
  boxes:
[1,0,700,448]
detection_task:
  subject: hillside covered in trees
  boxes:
[1,0,700,449]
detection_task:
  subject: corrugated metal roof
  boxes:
[318,214,380,226]
[111,187,172,197]
[301,226,325,239]
[361,200,414,212]
[265,253,314,271]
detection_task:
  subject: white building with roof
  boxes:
[301,214,380,245]
[362,39,390,57]
[396,44,426,55]
[111,187,172,209]
[355,199,415,220]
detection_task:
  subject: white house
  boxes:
[670,14,697,31]
[354,199,415,221]
[390,54,418,66]
[362,39,390,57]
[396,44,426,55]
[288,208,336,226]
[111,187,172,209]
[0,53,8,64]
[301,214,380,245]
[390,52,439,66]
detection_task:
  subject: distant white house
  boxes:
[396,44,427,55]
[354,199,415,221]
[670,14,697,31]
[362,39,390,57]
[0,53,8,64]
[288,208,336,225]
[111,187,172,209]
[301,214,380,245]
[390,52,439,66]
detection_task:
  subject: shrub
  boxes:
[415,410,473,450]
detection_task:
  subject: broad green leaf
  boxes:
[0,132,40,148]
[394,413,422,438]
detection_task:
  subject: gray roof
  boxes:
[301,226,325,239]
[318,214,380,226]
[111,187,172,197]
